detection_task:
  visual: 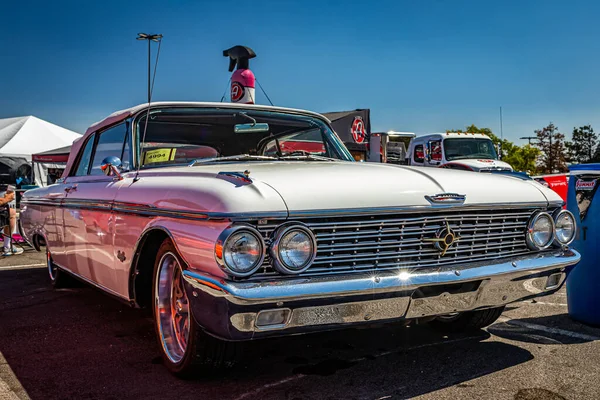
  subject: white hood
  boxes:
[160,161,561,214]
[444,159,513,172]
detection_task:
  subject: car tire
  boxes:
[152,238,237,378]
[46,250,75,288]
[429,306,505,332]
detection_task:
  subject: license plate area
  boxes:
[405,281,482,319]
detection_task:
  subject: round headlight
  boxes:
[554,210,576,245]
[526,212,555,250]
[215,226,264,277]
[271,225,317,274]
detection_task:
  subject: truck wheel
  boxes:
[429,306,505,332]
[152,238,237,377]
[46,250,75,288]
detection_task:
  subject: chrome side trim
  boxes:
[21,198,288,221]
[183,249,580,305]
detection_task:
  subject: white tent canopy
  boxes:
[0,116,81,186]
[0,116,81,159]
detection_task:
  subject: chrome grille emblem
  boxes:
[424,221,461,256]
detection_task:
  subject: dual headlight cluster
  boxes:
[526,209,576,250]
[215,224,317,277]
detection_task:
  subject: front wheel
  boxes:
[429,306,505,332]
[46,250,75,288]
[152,238,237,377]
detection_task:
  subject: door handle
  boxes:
[64,185,78,193]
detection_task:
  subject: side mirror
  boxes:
[100,156,124,181]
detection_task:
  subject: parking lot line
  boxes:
[0,264,45,271]
[529,301,568,307]
[497,317,600,341]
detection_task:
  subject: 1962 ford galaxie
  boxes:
[20,102,580,376]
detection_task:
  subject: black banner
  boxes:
[322,109,371,151]
[574,175,600,221]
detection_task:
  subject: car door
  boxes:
[37,180,71,267]
[62,122,132,292]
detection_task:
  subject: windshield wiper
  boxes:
[278,154,338,162]
[189,154,278,166]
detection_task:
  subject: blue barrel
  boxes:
[566,164,600,326]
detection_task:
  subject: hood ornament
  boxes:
[424,221,461,256]
[217,171,253,184]
[425,193,466,205]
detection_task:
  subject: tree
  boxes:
[534,123,568,174]
[594,144,600,163]
[566,125,597,164]
[447,125,540,174]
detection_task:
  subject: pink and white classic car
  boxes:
[20,102,580,376]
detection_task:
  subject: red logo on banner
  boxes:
[351,116,367,144]
[576,179,596,191]
[231,82,244,102]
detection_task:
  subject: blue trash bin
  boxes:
[566,164,600,326]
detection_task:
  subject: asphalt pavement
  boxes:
[1,246,599,400]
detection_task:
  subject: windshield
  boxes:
[135,108,354,168]
[443,138,498,161]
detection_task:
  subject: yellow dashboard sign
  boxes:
[144,148,176,164]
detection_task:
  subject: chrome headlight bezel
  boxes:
[526,212,555,250]
[215,225,265,278]
[270,224,317,275]
[553,209,576,246]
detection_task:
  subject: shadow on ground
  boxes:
[1,267,534,400]
[489,313,600,345]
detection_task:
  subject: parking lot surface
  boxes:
[1,247,599,400]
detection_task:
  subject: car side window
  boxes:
[73,134,96,176]
[89,123,129,176]
[430,140,442,161]
[414,144,425,163]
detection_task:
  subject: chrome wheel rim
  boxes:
[155,252,190,364]
[47,251,58,282]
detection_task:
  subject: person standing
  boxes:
[0,187,23,256]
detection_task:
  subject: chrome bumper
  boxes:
[183,249,580,340]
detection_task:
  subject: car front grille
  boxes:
[252,207,547,279]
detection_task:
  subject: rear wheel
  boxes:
[152,238,237,377]
[429,306,505,332]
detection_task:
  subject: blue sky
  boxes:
[2,0,599,143]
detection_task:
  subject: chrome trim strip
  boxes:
[21,198,562,222]
[21,198,287,221]
[288,202,558,218]
[183,249,580,305]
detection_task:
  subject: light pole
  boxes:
[136,33,163,103]
[520,136,538,145]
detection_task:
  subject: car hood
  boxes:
[445,159,513,171]
[138,161,560,215]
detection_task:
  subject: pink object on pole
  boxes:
[231,69,256,104]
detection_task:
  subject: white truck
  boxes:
[405,132,513,172]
